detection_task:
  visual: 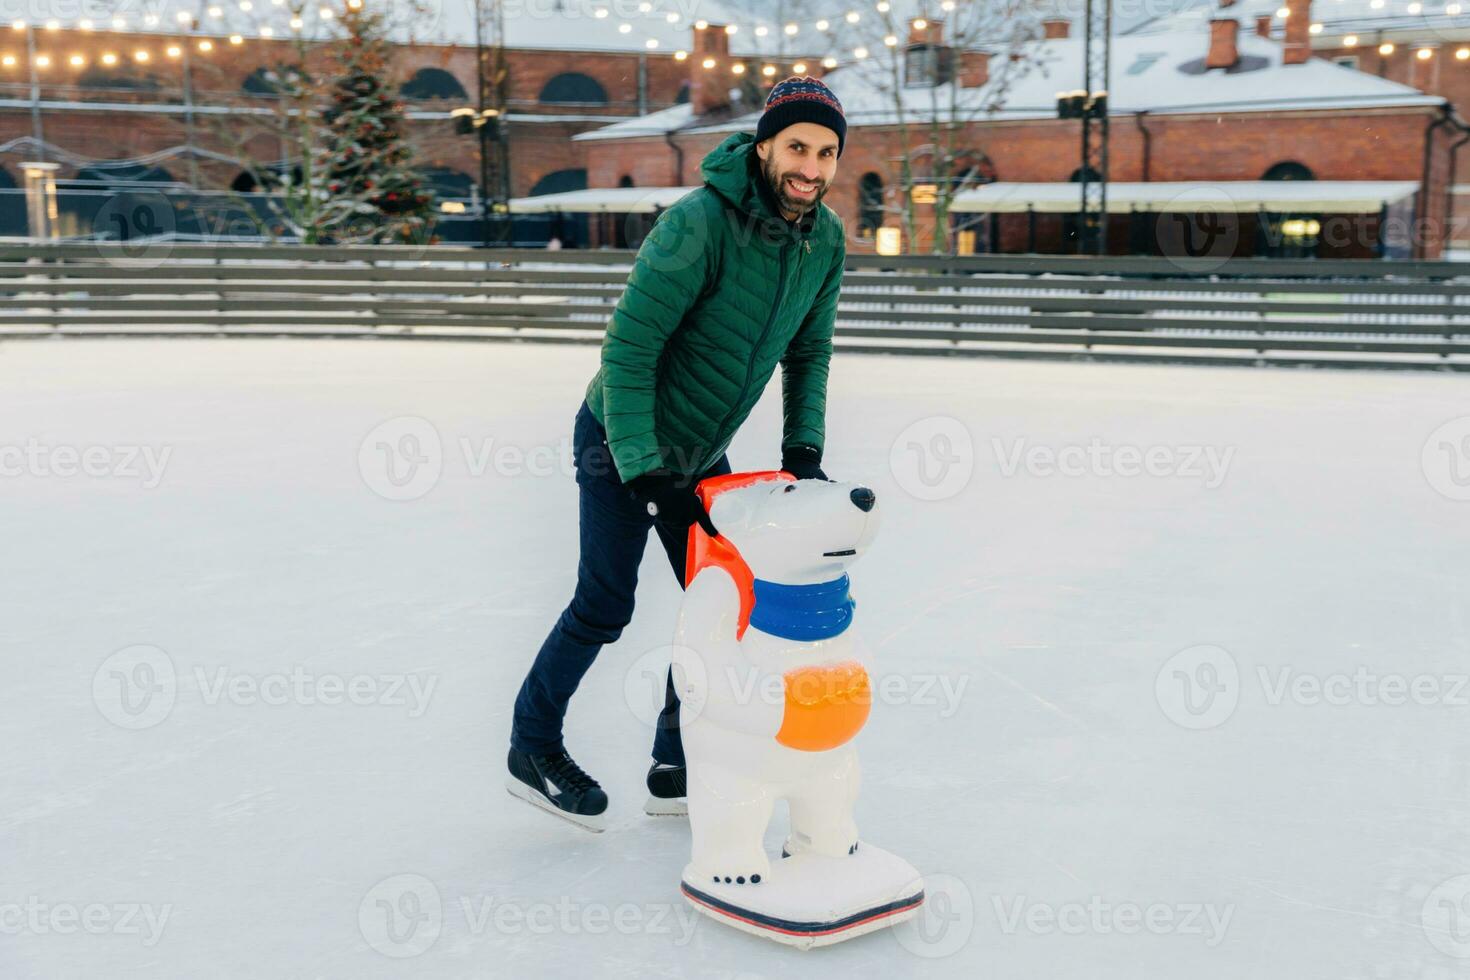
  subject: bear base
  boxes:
[679,843,923,950]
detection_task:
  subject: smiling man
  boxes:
[507,76,849,831]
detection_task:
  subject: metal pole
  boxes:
[181,17,201,188]
[26,26,42,161]
[474,0,490,247]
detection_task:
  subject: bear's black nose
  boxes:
[850,487,876,512]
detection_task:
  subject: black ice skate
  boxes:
[506,747,608,833]
[644,761,688,817]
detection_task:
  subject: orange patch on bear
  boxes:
[774,661,872,752]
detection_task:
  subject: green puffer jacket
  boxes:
[583,131,846,483]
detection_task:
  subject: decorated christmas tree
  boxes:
[320,0,437,244]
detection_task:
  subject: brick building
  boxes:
[568,4,1464,258]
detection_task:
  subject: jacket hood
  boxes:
[700,132,819,240]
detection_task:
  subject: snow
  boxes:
[4,338,1470,978]
[578,28,1440,145]
[1128,0,1467,41]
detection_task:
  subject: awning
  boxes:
[508,186,699,214]
[949,180,1421,215]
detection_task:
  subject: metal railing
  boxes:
[2,241,1468,370]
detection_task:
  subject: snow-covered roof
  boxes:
[950,179,1421,213]
[1128,0,1470,44]
[16,0,791,54]
[508,183,698,211]
[576,27,1441,143]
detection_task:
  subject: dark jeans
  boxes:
[510,400,730,767]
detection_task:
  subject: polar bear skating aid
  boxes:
[671,470,924,949]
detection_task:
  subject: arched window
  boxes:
[78,67,159,91]
[74,163,174,184]
[422,167,474,198]
[538,72,608,105]
[618,175,634,187]
[530,168,588,196]
[401,67,468,101]
[1068,165,1103,183]
[1262,161,1314,181]
[230,163,303,192]
[857,172,884,239]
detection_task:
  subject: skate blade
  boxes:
[505,777,606,833]
[643,795,688,817]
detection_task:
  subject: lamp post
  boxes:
[21,22,42,160]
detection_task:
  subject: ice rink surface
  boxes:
[4,338,1469,978]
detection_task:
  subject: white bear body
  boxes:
[671,474,880,888]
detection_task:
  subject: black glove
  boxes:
[627,470,718,536]
[781,445,830,482]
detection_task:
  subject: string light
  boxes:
[754,25,767,36]
[1406,1,1422,11]
[77,18,92,29]
[913,17,927,28]
[762,63,775,75]
[731,62,745,73]
[665,12,678,22]
[815,18,829,29]
[199,39,214,51]
[1344,33,1358,45]
[9,20,22,30]
[259,26,274,36]
[1309,21,1322,32]
[674,49,687,60]
[68,53,83,66]
[725,24,737,33]
[854,45,869,57]
[166,45,181,57]
[645,38,657,48]
[1417,46,1433,58]
[320,6,334,18]
[101,51,117,64]
[693,18,705,27]
[822,56,837,67]
[845,11,861,23]
[230,33,244,44]
[785,23,798,34]
[884,34,897,45]
[596,8,610,18]
[792,61,807,72]
[2,54,14,66]
[701,56,715,68]
[134,49,149,62]
[1457,46,1470,58]
[175,11,191,23]
[617,22,630,32]
[876,1,889,10]
[1379,41,1395,53]
[34,53,48,67]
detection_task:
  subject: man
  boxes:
[507,76,848,830]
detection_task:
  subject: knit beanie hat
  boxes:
[754,75,847,158]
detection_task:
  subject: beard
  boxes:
[762,155,828,217]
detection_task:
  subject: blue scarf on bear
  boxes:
[747,575,854,641]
